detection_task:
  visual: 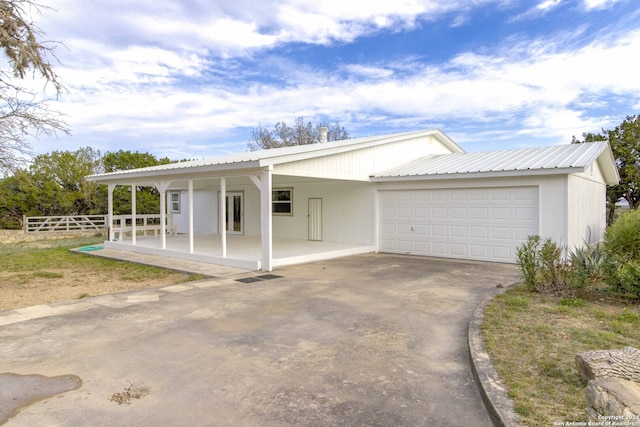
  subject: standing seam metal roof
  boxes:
[87,129,459,180]
[372,142,610,178]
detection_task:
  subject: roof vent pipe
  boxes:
[319,126,328,143]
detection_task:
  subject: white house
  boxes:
[86,129,619,271]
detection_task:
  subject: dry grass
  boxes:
[482,284,640,425]
[0,236,203,311]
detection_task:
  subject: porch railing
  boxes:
[111,214,176,241]
[24,215,107,233]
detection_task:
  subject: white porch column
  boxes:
[188,179,194,253]
[220,177,227,258]
[155,181,171,249]
[107,184,115,242]
[261,166,273,271]
[131,185,137,245]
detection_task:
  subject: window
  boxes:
[272,188,293,215]
[169,192,181,213]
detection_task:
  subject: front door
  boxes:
[225,192,244,234]
[308,198,322,241]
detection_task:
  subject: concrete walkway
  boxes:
[0,254,520,426]
[71,246,252,277]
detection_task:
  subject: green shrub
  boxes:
[603,209,640,299]
[567,243,605,299]
[516,235,572,295]
[516,236,606,298]
[539,238,566,292]
[516,235,541,290]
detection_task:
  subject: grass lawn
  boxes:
[482,284,640,426]
[0,236,204,310]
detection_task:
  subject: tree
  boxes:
[101,150,172,215]
[0,147,103,227]
[572,115,640,224]
[0,148,174,228]
[248,116,349,151]
[0,0,70,175]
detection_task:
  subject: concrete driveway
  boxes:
[0,254,519,426]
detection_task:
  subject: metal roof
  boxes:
[87,129,461,181]
[372,141,619,184]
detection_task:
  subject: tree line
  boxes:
[0,148,171,229]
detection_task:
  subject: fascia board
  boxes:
[596,145,621,185]
[431,129,465,153]
[87,161,264,184]
[369,166,586,182]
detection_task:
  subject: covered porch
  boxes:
[104,233,375,270]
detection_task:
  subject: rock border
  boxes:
[468,288,522,427]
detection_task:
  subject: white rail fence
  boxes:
[24,215,107,233]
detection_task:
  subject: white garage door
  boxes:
[378,187,539,263]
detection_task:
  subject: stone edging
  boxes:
[468,288,522,427]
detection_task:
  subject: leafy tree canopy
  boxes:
[0,148,173,228]
[248,116,349,151]
[101,150,172,215]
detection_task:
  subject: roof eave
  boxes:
[370,166,587,182]
[596,144,621,185]
[87,160,264,184]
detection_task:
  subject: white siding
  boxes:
[172,190,216,234]
[274,135,454,181]
[568,168,607,247]
[272,180,375,244]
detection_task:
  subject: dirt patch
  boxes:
[0,236,197,312]
[0,271,190,311]
[109,380,150,405]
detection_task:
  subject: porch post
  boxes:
[131,184,137,245]
[155,181,171,249]
[220,177,227,258]
[188,179,194,253]
[107,184,115,242]
[261,166,273,271]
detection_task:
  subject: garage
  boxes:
[372,142,620,264]
[378,187,539,262]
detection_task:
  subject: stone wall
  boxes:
[0,230,106,244]
[576,347,640,421]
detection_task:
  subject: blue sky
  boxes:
[30,0,640,160]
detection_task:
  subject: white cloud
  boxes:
[582,0,622,10]
[25,0,640,158]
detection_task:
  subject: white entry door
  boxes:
[308,198,322,241]
[225,192,244,234]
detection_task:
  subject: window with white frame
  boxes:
[169,191,181,213]
[272,188,293,215]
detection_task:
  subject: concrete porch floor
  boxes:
[101,234,375,271]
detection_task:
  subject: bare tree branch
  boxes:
[0,0,69,175]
